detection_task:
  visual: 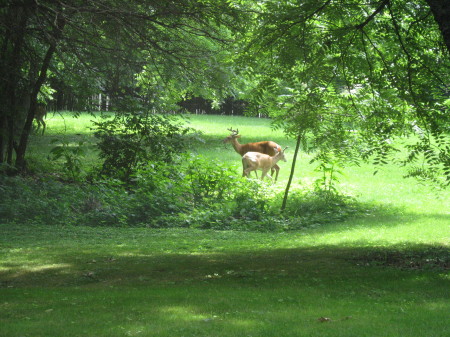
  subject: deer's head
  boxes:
[222,127,240,143]
[276,146,288,162]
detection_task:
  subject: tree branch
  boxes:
[355,0,389,30]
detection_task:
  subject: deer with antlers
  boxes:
[242,146,288,182]
[223,128,283,181]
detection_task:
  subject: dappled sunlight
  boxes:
[0,249,72,273]
[1,260,73,277]
[0,219,447,290]
[269,210,450,250]
[161,305,209,321]
[159,305,259,330]
[16,263,71,273]
[1,222,447,337]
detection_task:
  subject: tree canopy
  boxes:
[1,0,449,188]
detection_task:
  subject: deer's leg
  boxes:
[261,169,272,181]
[242,159,248,177]
[272,164,280,182]
[244,168,254,178]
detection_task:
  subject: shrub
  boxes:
[128,155,242,226]
[232,180,273,221]
[49,139,86,181]
[274,188,364,230]
[0,175,130,227]
[93,112,197,181]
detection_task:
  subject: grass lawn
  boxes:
[1,112,449,336]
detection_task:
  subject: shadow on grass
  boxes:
[1,240,448,289]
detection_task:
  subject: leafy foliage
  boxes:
[276,189,364,231]
[93,113,195,181]
[49,139,86,181]
[0,175,129,227]
[241,0,450,188]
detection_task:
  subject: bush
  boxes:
[0,176,129,226]
[93,112,197,181]
[274,188,364,230]
[128,155,242,226]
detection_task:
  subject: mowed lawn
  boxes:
[1,113,449,337]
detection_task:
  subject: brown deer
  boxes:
[34,104,47,135]
[242,147,288,182]
[223,128,282,181]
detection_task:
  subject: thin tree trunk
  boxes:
[15,11,65,171]
[281,131,304,212]
[15,44,56,170]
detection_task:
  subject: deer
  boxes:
[223,128,283,181]
[242,146,288,182]
[34,104,47,135]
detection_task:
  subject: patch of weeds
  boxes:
[274,189,368,230]
[0,175,130,227]
[354,246,449,271]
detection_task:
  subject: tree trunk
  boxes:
[281,131,304,212]
[0,4,29,166]
[425,0,450,53]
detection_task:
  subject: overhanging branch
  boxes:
[354,0,390,30]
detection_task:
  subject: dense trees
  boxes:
[1,0,449,191]
[0,0,242,170]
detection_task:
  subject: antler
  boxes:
[227,127,239,135]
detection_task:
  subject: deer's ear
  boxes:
[236,134,241,138]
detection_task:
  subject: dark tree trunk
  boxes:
[0,4,29,166]
[425,0,450,53]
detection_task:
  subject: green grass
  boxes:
[1,112,449,336]
[1,225,448,337]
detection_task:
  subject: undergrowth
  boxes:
[0,156,370,231]
[353,246,449,271]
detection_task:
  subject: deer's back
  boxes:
[241,141,281,156]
